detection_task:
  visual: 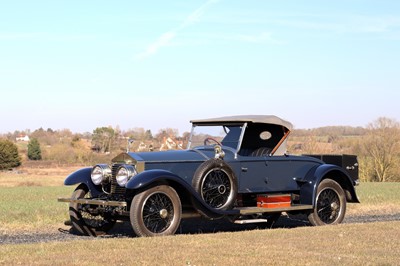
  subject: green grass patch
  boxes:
[0,186,73,233]
[356,182,400,204]
[347,182,400,216]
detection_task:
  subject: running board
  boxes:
[236,204,313,215]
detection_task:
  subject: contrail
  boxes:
[136,0,220,59]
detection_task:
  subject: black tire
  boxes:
[264,212,281,228]
[69,184,115,236]
[130,185,182,237]
[308,179,347,226]
[192,159,238,210]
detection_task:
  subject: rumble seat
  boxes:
[239,147,272,157]
[250,147,272,157]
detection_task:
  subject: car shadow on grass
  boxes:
[91,215,311,239]
[63,212,400,239]
[177,215,310,235]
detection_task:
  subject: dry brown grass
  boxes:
[0,165,85,187]
[0,221,399,265]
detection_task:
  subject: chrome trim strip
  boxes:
[187,125,196,150]
[235,122,247,159]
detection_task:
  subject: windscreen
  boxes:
[188,124,244,150]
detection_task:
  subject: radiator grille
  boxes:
[111,164,126,195]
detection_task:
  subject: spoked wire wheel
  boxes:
[192,159,238,211]
[308,179,346,226]
[130,185,181,237]
[201,168,233,209]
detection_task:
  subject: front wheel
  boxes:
[308,179,346,226]
[130,185,182,237]
[69,184,115,236]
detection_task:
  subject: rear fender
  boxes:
[126,169,239,219]
[64,167,102,197]
[299,164,360,206]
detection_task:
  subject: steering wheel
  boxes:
[203,137,222,146]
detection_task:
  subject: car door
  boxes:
[238,155,317,193]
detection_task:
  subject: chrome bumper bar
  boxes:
[58,197,127,207]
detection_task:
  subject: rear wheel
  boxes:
[69,184,115,236]
[308,179,346,226]
[130,185,182,237]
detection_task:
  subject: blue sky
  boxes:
[1,0,399,134]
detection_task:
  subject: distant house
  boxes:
[16,135,30,142]
[159,137,183,151]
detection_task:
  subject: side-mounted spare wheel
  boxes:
[192,158,238,211]
[69,184,116,236]
[308,179,347,226]
[130,185,182,237]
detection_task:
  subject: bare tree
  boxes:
[91,127,116,153]
[363,117,400,182]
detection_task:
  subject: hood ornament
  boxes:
[127,139,134,153]
[214,145,225,159]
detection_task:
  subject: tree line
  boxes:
[0,117,399,182]
[0,126,188,167]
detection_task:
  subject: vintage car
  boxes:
[58,115,359,237]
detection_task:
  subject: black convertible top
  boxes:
[191,115,293,131]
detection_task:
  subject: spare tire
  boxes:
[192,158,238,210]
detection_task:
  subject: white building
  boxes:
[16,135,30,142]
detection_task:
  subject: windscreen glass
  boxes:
[188,124,244,150]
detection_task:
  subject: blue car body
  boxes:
[59,115,359,237]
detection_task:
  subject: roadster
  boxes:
[58,115,359,237]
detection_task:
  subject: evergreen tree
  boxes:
[145,129,153,140]
[28,138,42,160]
[0,139,21,170]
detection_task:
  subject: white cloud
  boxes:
[136,0,220,59]
[136,31,176,59]
[182,0,219,27]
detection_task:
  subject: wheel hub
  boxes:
[218,185,226,195]
[159,209,168,219]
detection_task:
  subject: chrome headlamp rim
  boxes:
[116,165,137,187]
[91,164,111,185]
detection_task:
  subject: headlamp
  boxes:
[116,165,137,187]
[91,164,111,185]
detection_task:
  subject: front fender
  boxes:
[64,167,102,196]
[300,164,359,206]
[126,169,182,190]
[126,169,239,218]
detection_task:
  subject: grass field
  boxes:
[0,170,399,265]
[0,186,73,233]
[0,222,399,265]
